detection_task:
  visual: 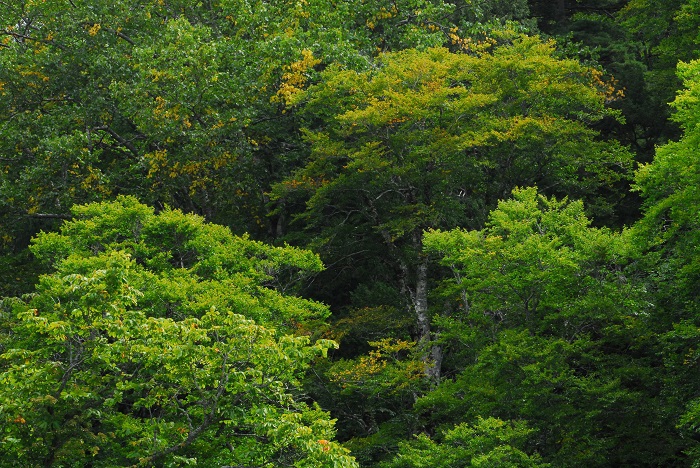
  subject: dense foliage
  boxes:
[0,197,356,466]
[1,0,699,466]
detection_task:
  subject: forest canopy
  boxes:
[1,0,699,466]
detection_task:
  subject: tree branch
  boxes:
[93,125,140,158]
[27,213,73,220]
[133,353,234,467]
[101,26,136,46]
[1,29,66,50]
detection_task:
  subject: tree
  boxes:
[619,0,700,68]
[0,196,357,467]
[383,417,547,467]
[633,58,700,320]
[631,57,700,463]
[0,0,350,297]
[542,0,676,166]
[0,0,346,238]
[311,338,430,465]
[613,0,700,157]
[273,36,632,379]
[0,0,505,298]
[424,187,642,338]
[421,187,680,465]
[525,0,691,216]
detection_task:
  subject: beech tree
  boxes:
[273,36,632,379]
[0,197,357,467]
[632,58,700,462]
[383,417,546,467]
[421,188,673,465]
[0,0,504,298]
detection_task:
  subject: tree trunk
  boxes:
[413,255,442,382]
[414,258,430,342]
[366,197,442,381]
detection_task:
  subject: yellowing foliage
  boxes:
[366,5,398,30]
[145,148,168,179]
[590,68,625,103]
[87,23,101,36]
[272,49,321,106]
[329,339,424,391]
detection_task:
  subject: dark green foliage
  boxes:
[1,0,699,466]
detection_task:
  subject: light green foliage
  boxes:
[679,396,700,464]
[632,58,700,321]
[425,187,640,337]
[665,321,700,464]
[0,197,356,467]
[631,58,700,463]
[422,188,670,465]
[383,417,547,467]
[635,58,700,231]
[30,196,326,326]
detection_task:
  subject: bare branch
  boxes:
[27,213,72,220]
[53,353,86,399]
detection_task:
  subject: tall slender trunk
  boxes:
[413,255,442,382]
[379,237,442,382]
[414,258,430,342]
[367,198,442,381]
